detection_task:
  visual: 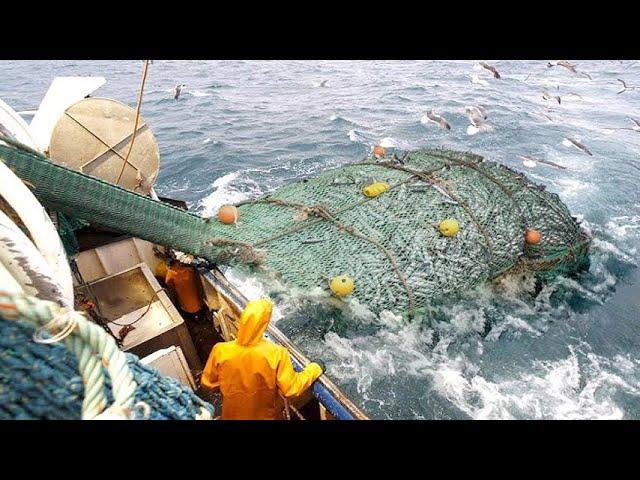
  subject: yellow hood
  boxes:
[236,298,272,346]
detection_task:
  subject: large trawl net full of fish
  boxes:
[222,148,590,317]
[0,141,590,319]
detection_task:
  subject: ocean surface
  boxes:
[2,60,639,419]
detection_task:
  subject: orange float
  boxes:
[525,229,541,245]
[218,204,239,224]
[373,145,386,158]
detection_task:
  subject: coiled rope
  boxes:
[0,290,138,419]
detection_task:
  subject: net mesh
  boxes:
[229,149,590,316]
[0,142,590,318]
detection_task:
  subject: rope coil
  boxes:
[1,291,137,419]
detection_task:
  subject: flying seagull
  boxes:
[617,78,636,94]
[518,155,567,170]
[542,91,562,104]
[548,60,578,74]
[421,110,451,130]
[174,84,186,100]
[479,62,501,79]
[466,106,489,125]
[465,106,493,135]
[319,80,329,87]
[563,137,593,156]
[629,117,640,131]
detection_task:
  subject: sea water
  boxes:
[2,60,639,419]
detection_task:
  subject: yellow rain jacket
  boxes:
[201,298,323,420]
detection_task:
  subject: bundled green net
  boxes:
[0,142,589,318]
[228,149,590,316]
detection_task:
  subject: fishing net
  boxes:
[0,320,214,420]
[0,142,590,318]
[227,149,590,316]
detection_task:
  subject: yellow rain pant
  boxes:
[165,263,203,314]
[201,298,323,420]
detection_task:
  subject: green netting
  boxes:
[56,213,88,256]
[0,141,589,318]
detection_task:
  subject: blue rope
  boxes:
[0,320,215,420]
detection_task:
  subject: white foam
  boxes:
[486,315,541,342]
[555,177,590,198]
[379,137,396,148]
[605,215,640,239]
[189,90,213,97]
[592,237,636,265]
[223,267,285,323]
[466,124,494,135]
[470,73,489,86]
[427,346,637,419]
[197,171,259,216]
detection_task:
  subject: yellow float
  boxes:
[330,275,354,297]
[362,181,389,198]
[438,218,459,237]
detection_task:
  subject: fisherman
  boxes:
[164,258,207,323]
[200,297,324,420]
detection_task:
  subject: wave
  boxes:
[196,171,262,216]
[188,90,213,97]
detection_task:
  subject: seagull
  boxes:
[548,60,578,74]
[542,91,562,104]
[617,78,636,94]
[465,106,493,135]
[319,80,329,87]
[466,106,487,125]
[614,117,640,132]
[539,111,555,122]
[421,110,451,130]
[518,155,567,170]
[566,92,584,100]
[479,62,501,79]
[563,137,593,156]
[470,73,489,86]
[174,84,186,100]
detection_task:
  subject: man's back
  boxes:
[201,298,322,420]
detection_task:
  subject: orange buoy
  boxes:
[525,229,541,245]
[373,145,387,158]
[218,205,239,224]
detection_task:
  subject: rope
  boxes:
[63,112,145,174]
[245,197,417,317]
[115,59,150,185]
[0,291,137,419]
[207,238,266,266]
[108,288,165,327]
